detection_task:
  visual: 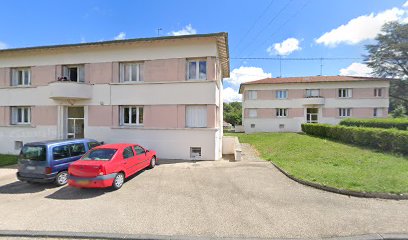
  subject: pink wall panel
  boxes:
[88,106,113,127]
[31,65,56,86]
[32,106,57,125]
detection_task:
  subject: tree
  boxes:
[223,102,242,126]
[365,22,408,114]
[391,105,407,118]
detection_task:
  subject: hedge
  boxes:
[339,118,408,130]
[301,123,408,155]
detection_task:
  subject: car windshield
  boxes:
[19,145,47,161]
[81,149,117,161]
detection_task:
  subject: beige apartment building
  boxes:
[0,33,229,160]
[240,76,390,133]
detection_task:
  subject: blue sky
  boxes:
[0,0,407,101]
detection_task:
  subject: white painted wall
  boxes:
[0,126,58,154]
[86,127,219,160]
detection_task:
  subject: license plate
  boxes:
[76,180,90,185]
[26,166,35,170]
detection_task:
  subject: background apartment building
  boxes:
[240,76,390,133]
[0,33,229,160]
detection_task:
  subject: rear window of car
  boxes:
[82,149,117,161]
[19,145,47,161]
[88,142,100,150]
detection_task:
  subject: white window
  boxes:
[120,62,143,82]
[248,90,257,100]
[11,107,31,125]
[120,106,144,126]
[11,68,31,86]
[338,88,352,98]
[374,88,383,97]
[248,109,257,118]
[62,65,85,82]
[373,108,383,117]
[186,105,207,128]
[276,90,288,99]
[276,108,287,117]
[339,108,352,117]
[187,59,207,80]
[306,89,320,98]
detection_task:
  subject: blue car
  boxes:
[16,139,100,186]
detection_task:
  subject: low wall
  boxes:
[222,136,242,161]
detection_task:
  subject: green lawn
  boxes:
[0,154,18,167]
[229,132,408,194]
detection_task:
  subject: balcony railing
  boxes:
[49,81,92,100]
[302,96,325,105]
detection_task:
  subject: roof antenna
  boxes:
[279,55,282,78]
[320,57,323,76]
[157,28,163,37]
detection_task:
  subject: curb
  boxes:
[0,230,408,240]
[269,162,408,200]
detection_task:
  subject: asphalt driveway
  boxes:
[0,145,407,239]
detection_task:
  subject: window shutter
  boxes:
[186,106,207,128]
[78,66,85,83]
[11,107,17,124]
[11,69,18,86]
[119,63,125,82]
[62,66,69,78]
[138,64,144,82]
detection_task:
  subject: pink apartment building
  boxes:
[0,33,229,160]
[239,76,390,133]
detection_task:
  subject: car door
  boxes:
[122,146,136,176]
[133,145,149,170]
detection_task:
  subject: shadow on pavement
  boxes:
[0,181,57,194]
[157,159,211,165]
[45,186,110,200]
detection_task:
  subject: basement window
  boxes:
[250,124,255,128]
[190,147,202,160]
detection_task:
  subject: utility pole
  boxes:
[157,28,162,37]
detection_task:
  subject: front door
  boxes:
[306,108,319,123]
[67,107,84,139]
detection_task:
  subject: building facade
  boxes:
[0,33,229,160]
[240,76,390,133]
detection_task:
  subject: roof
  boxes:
[95,143,135,150]
[0,32,230,78]
[239,75,391,93]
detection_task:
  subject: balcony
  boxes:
[302,96,325,105]
[49,81,92,100]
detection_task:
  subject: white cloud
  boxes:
[223,87,242,103]
[339,63,373,77]
[316,7,408,47]
[267,38,301,56]
[404,1,408,7]
[170,24,197,36]
[0,41,7,49]
[224,66,272,87]
[114,32,126,40]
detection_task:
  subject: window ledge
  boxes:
[0,85,37,89]
[111,126,218,131]
[0,124,36,128]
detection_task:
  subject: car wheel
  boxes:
[112,172,125,190]
[55,171,68,186]
[149,156,156,169]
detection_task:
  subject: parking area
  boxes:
[0,146,407,239]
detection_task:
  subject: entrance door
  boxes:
[67,107,84,139]
[306,108,319,123]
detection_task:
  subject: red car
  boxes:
[68,143,157,190]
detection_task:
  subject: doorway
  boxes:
[67,107,84,139]
[306,108,319,123]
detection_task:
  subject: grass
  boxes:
[0,154,18,167]
[227,132,408,194]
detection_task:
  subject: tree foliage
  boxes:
[224,102,242,126]
[365,22,408,113]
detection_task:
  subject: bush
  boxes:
[301,123,408,155]
[339,118,408,130]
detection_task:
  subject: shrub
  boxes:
[301,123,408,155]
[339,118,408,130]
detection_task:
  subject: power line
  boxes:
[238,0,294,55]
[233,0,275,51]
[247,0,310,57]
